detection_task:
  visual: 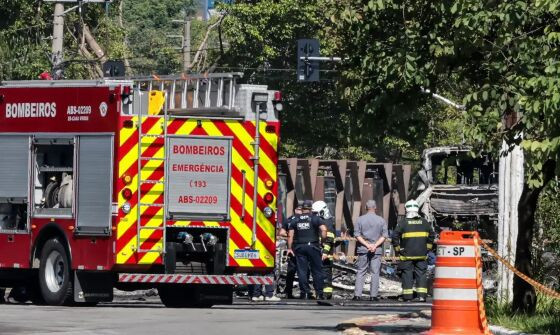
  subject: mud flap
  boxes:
[196,284,233,305]
[74,271,114,303]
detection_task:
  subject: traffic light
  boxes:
[297,39,320,82]
[102,60,125,77]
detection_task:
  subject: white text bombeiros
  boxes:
[5,102,57,118]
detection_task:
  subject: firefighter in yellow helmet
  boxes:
[392,199,435,302]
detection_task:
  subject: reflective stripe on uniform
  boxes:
[402,289,414,294]
[426,243,433,249]
[407,219,423,225]
[433,288,477,301]
[402,231,429,238]
[435,266,477,279]
[326,232,335,238]
[416,287,428,293]
[324,287,333,293]
[323,244,331,251]
[394,246,401,252]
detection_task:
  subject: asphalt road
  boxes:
[0,299,430,335]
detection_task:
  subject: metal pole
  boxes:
[420,87,466,110]
[52,3,65,68]
[184,18,191,72]
[251,104,262,247]
[183,15,191,72]
[299,56,343,62]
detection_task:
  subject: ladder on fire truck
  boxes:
[135,90,169,254]
[134,72,242,114]
[134,73,242,254]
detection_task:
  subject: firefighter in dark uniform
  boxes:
[392,199,435,302]
[312,200,336,299]
[280,201,303,299]
[287,200,327,299]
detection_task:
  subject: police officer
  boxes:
[287,200,327,299]
[392,199,435,302]
[312,200,336,299]
[280,201,303,299]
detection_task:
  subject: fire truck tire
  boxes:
[38,239,73,306]
[44,181,60,208]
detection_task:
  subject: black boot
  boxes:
[299,293,311,299]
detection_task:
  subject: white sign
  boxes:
[234,249,260,260]
[437,245,477,258]
[167,136,232,220]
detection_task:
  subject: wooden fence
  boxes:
[277,158,411,256]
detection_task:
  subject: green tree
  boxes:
[219,0,352,158]
[123,0,200,74]
[534,181,560,289]
[0,1,129,80]
[329,0,560,312]
[0,1,51,79]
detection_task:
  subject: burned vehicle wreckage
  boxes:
[415,146,499,241]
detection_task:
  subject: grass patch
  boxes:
[485,293,560,334]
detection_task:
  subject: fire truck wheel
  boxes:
[38,239,73,306]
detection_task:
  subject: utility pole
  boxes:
[183,18,191,73]
[52,3,65,68]
[46,0,113,77]
[171,14,192,72]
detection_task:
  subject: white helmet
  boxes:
[312,200,331,219]
[405,199,420,219]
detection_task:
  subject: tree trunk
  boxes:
[82,24,107,62]
[512,160,555,312]
[513,183,539,313]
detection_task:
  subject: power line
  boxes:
[0,23,52,36]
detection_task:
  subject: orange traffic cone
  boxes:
[425,231,491,335]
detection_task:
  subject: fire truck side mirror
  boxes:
[252,92,269,114]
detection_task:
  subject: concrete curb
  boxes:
[337,313,539,335]
[489,325,540,335]
[336,311,431,334]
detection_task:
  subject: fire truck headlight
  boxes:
[121,202,132,214]
[202,233,218,246]
[263,206,274,218]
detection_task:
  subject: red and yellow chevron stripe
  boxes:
[115,116,279,270]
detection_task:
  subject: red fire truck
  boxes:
[0,73,280,307]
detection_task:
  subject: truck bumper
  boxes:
[118,273,274,285]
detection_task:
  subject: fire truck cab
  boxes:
[0,73,280,307]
